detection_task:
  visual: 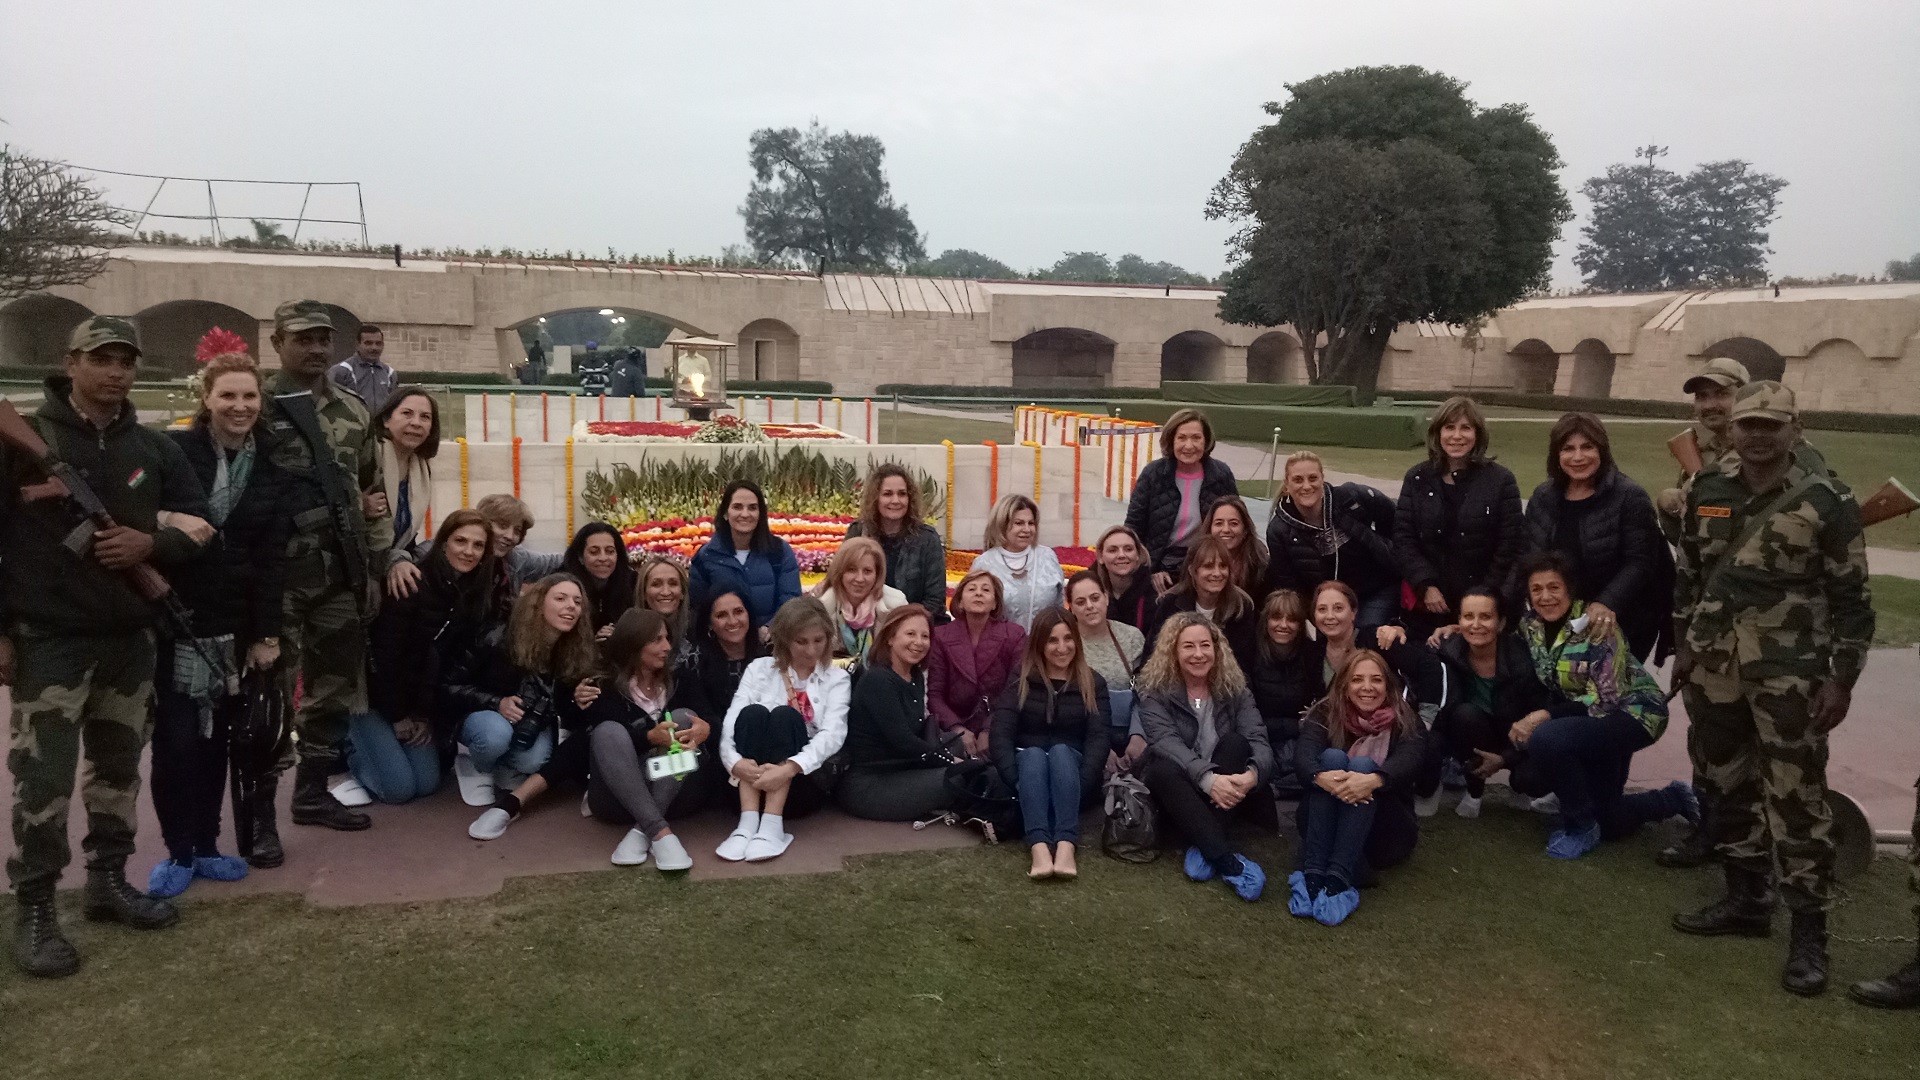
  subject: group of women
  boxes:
[148,375,1696,931]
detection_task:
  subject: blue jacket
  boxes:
[689,533,802,627]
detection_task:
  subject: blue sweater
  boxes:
[689,534,802,627]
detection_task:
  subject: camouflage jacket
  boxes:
[1675,453,1873,686]
[1662,427,1830,541]
[261,372,392,595]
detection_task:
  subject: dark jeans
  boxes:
[1142,730,1258,872]
[1526,708,1667,838]
[1295,751,1420,887]
[732,704,829,819]
[1015,744,1083,846]
[150,686,234,864]
[1422,702,1516,799]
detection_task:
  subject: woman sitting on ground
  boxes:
[1309,579,1443,714]
[1265,451,1402,629]
[1203,494,1269,603]
[1421,587,1556,820]
[578,608,707,872]
[837,606,962,823]
[927,570,1027,759]
[448,573,600,838]
[1137,614,1274,902]
[1092,524,1156,631]
[372,385,441,599]
[817,536,907,666]
[1393,395,1527,639]
[1292,650,1428,926]
[717,597,851,862]
[352,509,498,807]
[636,556,691,660]
[690,479,802,634]
[1123,407,1238,587]
[563,521,637,640]
[1065,570,1146,769]
[844,462,949,622]
[969,493,1063,633]
[1509,552,1694,859]
[991,608,1112,881]
[1247,589,1323,793]
[1147,536,1259,674]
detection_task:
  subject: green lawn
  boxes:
[3,812,1913,1080]
[1872,575,1920,648]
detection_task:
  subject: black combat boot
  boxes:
[1656,816,1715,868]
[249,773,285,869]
[13,884,79,978]
[1672,864,1774,937]
[290,760,371,831]
[1847,940,1920,1009]
[1782,910,1829,996]
[82,865,180,930]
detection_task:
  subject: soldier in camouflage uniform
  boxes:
[1669,381,1874,997]
[254,300,392,851]
[3,317,209,977]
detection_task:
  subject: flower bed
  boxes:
[573,419,859,443]
[621,513,1091,581]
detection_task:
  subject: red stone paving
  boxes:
[3,646,1914,907]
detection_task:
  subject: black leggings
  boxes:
[1142,730,1261,872]
[150,686,234,864]
[732,704,830,819]
[1421,702,1517,799]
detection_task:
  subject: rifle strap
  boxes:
[275,391,371,599]
[1699,473,1823,599]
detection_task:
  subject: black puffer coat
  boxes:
[1522,467,1674,661]
[1394,459,1526,609]
[1264,482,1400,602]
[1124,456,1238,575]
[1246,644,1324,744]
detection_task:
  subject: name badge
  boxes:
[1697,506,1732,518]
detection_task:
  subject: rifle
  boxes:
[273,390,374,617]
[1667,427,1705,476]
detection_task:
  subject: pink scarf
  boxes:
[841,594,878,632]
[1343,704,1398,766]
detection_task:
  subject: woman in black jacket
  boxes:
[1092,524,1156,632]
[147,354,291,897]
[1522,413,1674,661]
[1123,408,1238,585]
[838,606,962,823]
[843,463,950,623]
[1265,451,1402,628]
[671,587,766,810]
[1395,396,1527,638]
[348,509,499,806]
[563,521,637,639]
[990,608,1111,879]
[1421,587,1558,819]
[1248,589,1322,794]
[1146,536,1259,674]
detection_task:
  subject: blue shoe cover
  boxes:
[1312,886,1361,926]
[1287,871,1313,917]
[1223,855,1265,902]
[147,860,194,899]
[193,853,250,882]
[1546,822,1602,860]
[1183,846,1215,882]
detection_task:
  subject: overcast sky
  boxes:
[4,1,1915,287]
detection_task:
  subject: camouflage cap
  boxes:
[273,299,335,334]
[1732,380,1796,423]
[1682,356,1751,394]
[67,315,143,356]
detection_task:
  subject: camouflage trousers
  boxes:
[1680,681,1722,825]
[1689,662,1833,912]
[279,575,366,773]
[7,627,156,892]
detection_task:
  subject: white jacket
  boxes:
[720,656,851,779]
[969,546,1064,632]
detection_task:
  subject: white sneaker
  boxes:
[1455,793,1482,819]
[744,823,793,863]
[652,833,693,871]
[1528,792,1561,816]
[611,828,650,866]
[1414,790,1441,818]
[468,807,515,840]
[715,827,754,862]
[453,753,494,807]
[329,775,373,807]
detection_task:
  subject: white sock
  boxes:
[758,813,785,837]
[736,810,761,836]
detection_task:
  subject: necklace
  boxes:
[1002,547,1032,579]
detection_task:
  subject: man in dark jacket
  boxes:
[1266,454,1401,627]
[3,317,209,978]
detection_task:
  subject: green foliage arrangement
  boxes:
[581,448,946,528]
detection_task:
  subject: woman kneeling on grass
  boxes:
[717,597,850,862]
[991,608,1112,881]
[1137,614,1274,901]
[578,608,705,871]
[1293,651,1427,926]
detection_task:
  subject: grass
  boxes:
[2,811,1913,1080]
[1872,575,1920,648]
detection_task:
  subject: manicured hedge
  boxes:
[1115,401,1425,449]
[1388,389,1920,435]
[1162,382,1358,408]
[876,384,1166,400]
[529,374,834,395]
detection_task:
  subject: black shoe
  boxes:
[1782,911,1829,997]
[1848,953,1920,1009]
[82,867,179,931]
[290,762,371,831]
[1672,865,1774,937]
[13,887,79,978]
[249,774,285,869]
[1656,823,1715,868]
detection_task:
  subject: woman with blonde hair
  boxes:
[816,536,907,663]
[635,555,691,658]
[1137,613,1273,901]
[1091,523,1155,631]
[990,608,1111,879]
[844,463,948,621]
[1264,450,1400,628]
[969,493,1063,632]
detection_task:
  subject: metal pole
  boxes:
[206,180,221,244]
[132,177,167,236]
[292,183,313,242]
[891,391,900,441]
[357,183,370,248]
[1267,427,1282,504]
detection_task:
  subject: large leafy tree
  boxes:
[0,145,130,302]
[1889,253,1920,282]
[741,122,924,272]
[911,248,1020,279]
[1206,66,1570,397]
[1575,148,1787,291]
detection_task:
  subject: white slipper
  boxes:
[468,807,515,840]
[1455,793,1482,819]
[715,827,754,862]
[652,833,693,871]
[1413,791,1441,818]
[611,828,650,866]
[744,823,793,863]
[453,753,494,807]
[1528,792,1561,816]
[329,776,373,808]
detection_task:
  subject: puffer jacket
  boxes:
[1124,456,1238,575]
[164,419,290,643]
[1246,644,1324,744]
[689,533,802,628]
[1264,482,1399,602]
[988,671,1112,798]
[1394,459,1527,608]
[1521,466,1674,661]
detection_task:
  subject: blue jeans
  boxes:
[1301,748,1379,890]
[1527,708,1664,838]
[1015,744,1083,846]
[346,712,442,805]
[460,710,553,777]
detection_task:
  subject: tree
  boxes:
[0,145,130,303]
[910,248,1019,279]
[741,122,924,272]
[1886,253,1920,282]
[233,218,294,249]
[1113,254,1210,286]
[1038,251,1115,282]
[1206,66,1570,398]
[1575,150,1787,291]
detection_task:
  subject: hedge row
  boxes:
[1115,401,1425,450]
[876,383,1166,400]
[1388,389,1920,435]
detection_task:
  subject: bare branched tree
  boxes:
[0,145,131,303]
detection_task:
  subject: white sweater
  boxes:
[970,546,1064,633]
[719,656,851,778]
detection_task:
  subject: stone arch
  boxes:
[737,318,800,382]
[1160,330,1225,383]
[1507,338,1560,394]
[1246,331,1303,384]
[133,299,261,376]
[514,306,686,377]
[1012,327,1115,389]
[1800,338,1873,411]
[322,304,364,364]
[1701,337,1785,383]
[0,294,95,369]
[1568,338,1616,399]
